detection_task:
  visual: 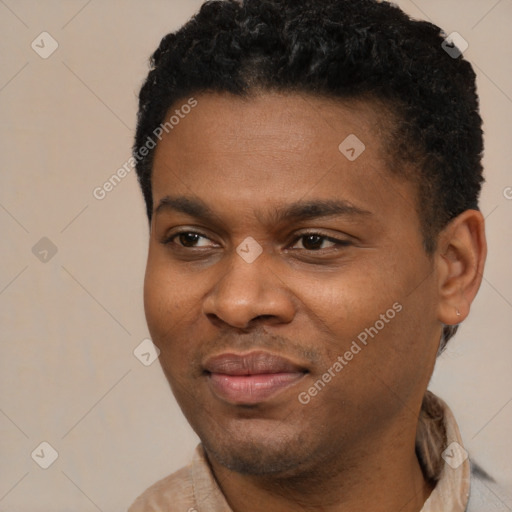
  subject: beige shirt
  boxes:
[128,395,488,512]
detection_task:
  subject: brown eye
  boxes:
[291,234,342,251]
[289,232,352,252]
[162,231,215,248]
[302,235,325,250]
[178,233,202,247]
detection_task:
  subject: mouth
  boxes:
[203,351,308,405]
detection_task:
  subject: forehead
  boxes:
[153,91,387,165]
[150,91,417,230]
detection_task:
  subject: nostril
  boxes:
[253,314,274,322]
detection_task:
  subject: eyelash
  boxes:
[162,230,351,251]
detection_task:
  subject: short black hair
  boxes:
[134,0,484,346]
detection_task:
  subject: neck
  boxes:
[206,424,434,512]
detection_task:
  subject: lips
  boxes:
[204,351,307,405]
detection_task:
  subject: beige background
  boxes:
[0,0,511,510]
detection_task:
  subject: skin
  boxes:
[144,91,486,512]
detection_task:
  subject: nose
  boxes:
[202,249,295,330]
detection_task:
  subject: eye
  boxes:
[164,231,217,248]
[290,233,351,251]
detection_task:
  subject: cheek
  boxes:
[143,253,191,348]
[144,262,171,336]
[144,270,190,395]
[143,252,208,379]
[301,260,435,382]
[300,265,402,340]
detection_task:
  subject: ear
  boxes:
[436,209,487,325]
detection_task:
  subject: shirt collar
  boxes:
[420,394,471,511]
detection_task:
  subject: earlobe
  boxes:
[436,209,487,326]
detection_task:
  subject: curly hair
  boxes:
[134,0,483,352]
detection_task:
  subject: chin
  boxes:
[204,439,310,476]
[198,420,318,477]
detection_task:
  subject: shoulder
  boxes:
[128,464,195,512]
[466,466,512,512]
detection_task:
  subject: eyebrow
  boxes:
[154,195,372,225]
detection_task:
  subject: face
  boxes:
[144,91,442,477]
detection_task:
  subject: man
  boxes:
[128,0,507,510]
